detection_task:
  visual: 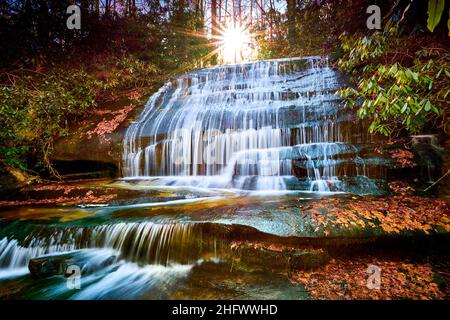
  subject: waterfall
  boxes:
[0,222,212,273]
[122,57,383,192]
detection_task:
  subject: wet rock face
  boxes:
[51,125,124,178]
[122,57,394,193]
[118,57,442,194]
[230,242,330,273]
[51,120,122,178]
[52,137,122,176]
[0,161,30,195]
[51,96,146,178]
[410,134,444,182]
[51,160,119,179]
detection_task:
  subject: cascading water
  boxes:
[122,57,384,192]
[0,222,211,272]
[0,57,391,300]
[0,221,220,299]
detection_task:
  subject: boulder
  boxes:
[0,161,33,196]
[28,251,117,279]
[28,255,70,279]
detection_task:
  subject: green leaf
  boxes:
[448,10,450,36]
[444,89,450,99]
[427,0,445,32]
[431,105,439,114]
[401,103,408,113]
[389,64,398,75]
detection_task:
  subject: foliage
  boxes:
[0,0,210,176]
[337,27,449,136]
[291,257,446,300]
[0,54,160,175]
[304,196,450,235]
[115,57,158,89]
[427,0,446,32]
[0,69,99,174]
[256,1,334,59]
[256,0,395,60]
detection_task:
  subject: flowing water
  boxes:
[122,57,386,193]
[0,57,392,299]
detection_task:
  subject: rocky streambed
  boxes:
[0,179,448,300]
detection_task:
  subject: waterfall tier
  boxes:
[0,222,212,270]
[123,57,384,192]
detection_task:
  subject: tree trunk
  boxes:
[238,0,241,22]
[287,0,296,41]
[250,0,253,25]
[211,0,218,35]
[232,0,236,26]
[105,0,110,16]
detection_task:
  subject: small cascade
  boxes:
[122,57,385,192]
[0,222,214,273]
[0,237,77,270]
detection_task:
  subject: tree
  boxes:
[211,0,218,34]
[286,0,296,41]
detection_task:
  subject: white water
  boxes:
[122,57,368,191]
[0,221,220,298]
[0,222,209,276]
[0,57,388,299]
[70,260,194,300]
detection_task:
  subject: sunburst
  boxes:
[216,23,254,64]
[175,20,258,65]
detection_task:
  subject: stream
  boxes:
[0,57,446,300]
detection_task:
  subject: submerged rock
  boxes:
[28,256,70,279]
[28,251,117,279]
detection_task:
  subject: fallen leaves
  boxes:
[390,149,417,168]
[0,184,117,207]
[302,196,450,235]
[31,184,84,195]
[0,192,117,207]
[86,103,135,140]
[127,88,142,101]
[290,257,447,300]
[388,181,415,195]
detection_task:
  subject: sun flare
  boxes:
[218,24,255,64]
